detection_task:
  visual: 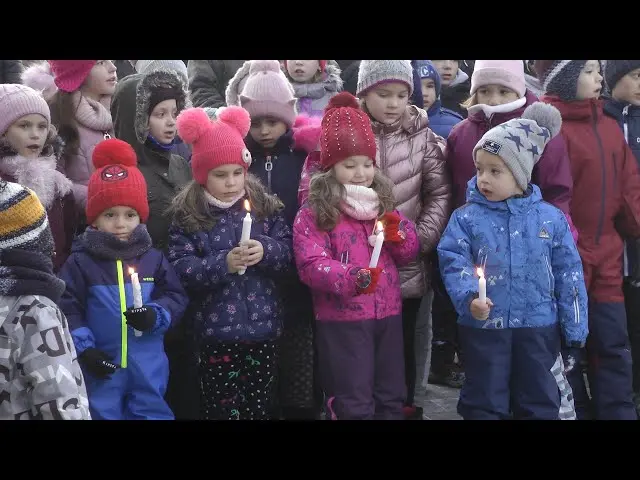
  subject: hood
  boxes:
[225,60,252,106]
[524,73,544,97]
[21,61,58,102]
[450,69,469,88]
[466,176,542,213]
[541,94,602,121]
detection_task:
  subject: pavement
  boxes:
[415,382,462,420]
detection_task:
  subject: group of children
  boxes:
[1,58,639,420]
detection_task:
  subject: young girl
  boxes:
[0,180,90,420]
[536,60,640,420]
[294,93,420,420]
[284,60,342,117]
[0,84,77,272]
[58,139,188,420]
[167,106,293,420]
[438,103,588,420]
[28,61,117,215]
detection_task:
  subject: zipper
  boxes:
[265,155,273,193]
[623,105,630,145]
[591,103,607,245]
[573,286,580,324]
[115,260,128,368]
[379,134,386,172]
[544,254,554,297]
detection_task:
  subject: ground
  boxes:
[416,383,462,420]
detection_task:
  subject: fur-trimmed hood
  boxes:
[21,61,58,102]
[286,61,343,99]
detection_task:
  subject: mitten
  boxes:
[381,212,406,243]
[124,306,157,332]
[356,267,382,294]
[79,348,119,379]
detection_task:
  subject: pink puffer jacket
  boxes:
[293,207,419,322]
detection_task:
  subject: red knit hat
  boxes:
[320,92,377,171]
[47,60,97,93]
[284,60,327,73]
[177,106,252,186]
[86,139,149,224]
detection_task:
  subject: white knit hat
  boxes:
[135,60,188,84]
[356,60,414,97]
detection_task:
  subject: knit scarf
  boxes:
[77,224,152,261]
[0,154,72,209]
[0,249,65,303]
[339,184,380,220]
[204,189,246,210]
[72,91,113,133]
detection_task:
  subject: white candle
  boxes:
[238,199,252,276]
[128,267,143,337]
[477,267,486,303]
[369,221,384,268]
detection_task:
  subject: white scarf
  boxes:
[204,189,246,209]
[467,96,527,121]
[340,184,380,220]
[0,154,72,209]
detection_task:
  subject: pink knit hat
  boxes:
[0,84,51,136]
[239,60,297,127]
[471,60,526,98]
[47,60,97,93]
[177,106,252,185]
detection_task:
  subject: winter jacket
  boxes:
[437,178,588,346]
[604,98,640,164]
[287,61,343,118]
[58,226,188,368]
[167,191,293,343]
[0,60,23,84]
[187,60,247,108]
[297,105,451,297]
[446,90,575,229]
[541,95,640,301]
[111,71,192,251]
[427,99,463,139]
[335,60,360,96]
[293,207,419,322]
[440,69,470,119]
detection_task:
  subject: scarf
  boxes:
[339,184,380,220]
[77,224,152,261]
[204,189,246,210]
[146,135,176,151]
[72,91,113,133]
[0,249,65,303]
[0,154,72,209]
[467,97,527,121]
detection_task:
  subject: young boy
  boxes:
[0,180,90,420]
[58,139,188,420]
[437,102,588,420]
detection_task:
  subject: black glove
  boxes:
[79,348,119,379]
[563,345,583,374]
[124,306,157,332]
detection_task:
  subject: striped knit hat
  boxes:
[534,60,602,101]
[0,180,54,255]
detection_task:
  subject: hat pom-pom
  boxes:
[176,108,212,144]
[325,91,360,113]
[218,106,251,138]
[93,139,137,169]
[249,60,281,76]
[522,102,563,138]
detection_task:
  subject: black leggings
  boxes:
[402,298,423,406]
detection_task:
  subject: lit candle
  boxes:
[128,267,143,337]
[238,199,252,276]
[369,221,384,268]
[477,267,486,304]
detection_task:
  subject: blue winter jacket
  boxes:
[427,99,463,139]
[167,195,293,343]
[437,178,588,346]
[58,226,189,369]
[604,98,640,164]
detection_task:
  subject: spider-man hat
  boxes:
[86,138,149,224]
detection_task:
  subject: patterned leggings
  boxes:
[199,341,278,420]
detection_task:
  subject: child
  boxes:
[30,61,116,214]
[415,60,463,138]
[603,60,640,410]
[0,180,90,420]
[0,84,77,272]
[284,60,342,117]
[536,59,640,420]
[237,59,320,419]
[293,93,420,420]
[111,69,192,251]
[58,139,188,420]
[167,106,293,420]
[430,60,470,118]
[437,103,588,420]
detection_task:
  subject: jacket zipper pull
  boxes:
[265,155,273,193]
[623,105,630,145]
[104,132,112,140]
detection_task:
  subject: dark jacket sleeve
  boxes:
[187,60,225,108]
[58,253,94,355]
[254,213,294,277]
[336,60,361,96]
[148,253,190,333]
[2,60,23,84]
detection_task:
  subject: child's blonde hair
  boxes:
[460,92,477,110]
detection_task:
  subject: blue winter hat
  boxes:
[415,60,441,98]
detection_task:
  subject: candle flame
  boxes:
[128,267,135,275]
[376,221,384,233]
[477,267,484,277]
[244,199,251,212]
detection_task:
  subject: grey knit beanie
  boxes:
[534,60,602,101]
[473,102,562,191]
[605,60,640,91]
[356,60,414,97]
[135,60,188,84]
